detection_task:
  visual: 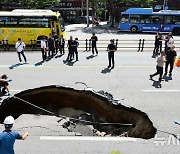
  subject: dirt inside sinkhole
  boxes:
[0,85,157,139]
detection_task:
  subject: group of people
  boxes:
[14,32,118,69]
[150,45,177,82]
[153,32,174,56]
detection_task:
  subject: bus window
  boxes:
[173,16,180,24]
[19,17,50,28]
[164,16,173,24]
[58,16,65,32]
[130,15,141,24]
[121,15,129,23]
[141,15,151,24]
[2,17,18,27]
[151,16,162,24]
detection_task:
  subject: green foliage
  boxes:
[0,0,60,9]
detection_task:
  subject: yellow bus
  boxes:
[0,9,65,45]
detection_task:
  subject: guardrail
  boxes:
[0,39,180,52]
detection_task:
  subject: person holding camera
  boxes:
[15,38,28,64]
[107,39,117,69]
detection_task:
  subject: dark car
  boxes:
[72,16,92,24]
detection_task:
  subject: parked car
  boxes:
[72,16,92,24]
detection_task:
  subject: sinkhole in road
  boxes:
[0,85,156,139]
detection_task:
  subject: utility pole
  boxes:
[86,0,89,27]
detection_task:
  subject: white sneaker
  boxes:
[25,61,29,64]
[19,62,23,64]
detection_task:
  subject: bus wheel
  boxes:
[172,28,180,35]
[130,26,138,33]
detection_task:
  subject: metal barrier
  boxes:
[0,39,180,52]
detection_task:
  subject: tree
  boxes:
[0,0,60,9]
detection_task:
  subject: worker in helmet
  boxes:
[0,116,29,154]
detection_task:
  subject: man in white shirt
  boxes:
[41,37,47,61]
[15,38,28,64]
[167,33,174,50]
[150,51,166,82]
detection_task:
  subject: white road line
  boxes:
[10,90,22,92]
[40,136,136,142]
[143,90,180,93]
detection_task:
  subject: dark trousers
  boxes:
[0,81,8,93]
[18,51,27,62]
[48,46,54,58]
[41,48,47,61]
[55,42,59,54]
[153,42,160,55]
[151,65,163,80]
[74,48,78,61]
[67,48,74,61]
[92,43,98,54]
[108,51,114,67]
[165,61,174,74]
[59,45,65,54]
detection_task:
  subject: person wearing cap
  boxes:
[15,38,28,64]
[0,74,10,95]
[91,33,98,55]
[0,116,29,154]
[41,37,47,61]
[107,39,117,69]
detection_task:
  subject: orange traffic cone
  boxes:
[175,57,180,67]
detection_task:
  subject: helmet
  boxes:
[4,116,14,125]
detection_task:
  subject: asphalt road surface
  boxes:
[0,48,180,153]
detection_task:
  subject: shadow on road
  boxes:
[152,80,162,88]
[55,54,63,59]
[9,63,21,69]
[35,61,44,66]
[163,75,172,82]
[63,59,77,66]
[101,67,111,74]
[86,55,97,60]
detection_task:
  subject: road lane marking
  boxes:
[40,136,137,142]
[143,90,180,93]
[0,65,154,68]
[10,90,23,92]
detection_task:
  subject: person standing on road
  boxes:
[107,39,117,69]
[41,37,47,61]
[53,32,59,55]
[15,38,28,64]
[59,35,65,55]
[150,51,166,82]
[167,33,174,52]
[67,36,74,61]
[0,116,29,154]
[47,33,55,58]
[0,74,10,95]
[91,33,98,55]
[164,45,177,76]
[74,37,79,61]
[153,32,162,56]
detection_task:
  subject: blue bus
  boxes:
[119,8,180,35]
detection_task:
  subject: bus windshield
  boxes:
[0,9,66,45]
